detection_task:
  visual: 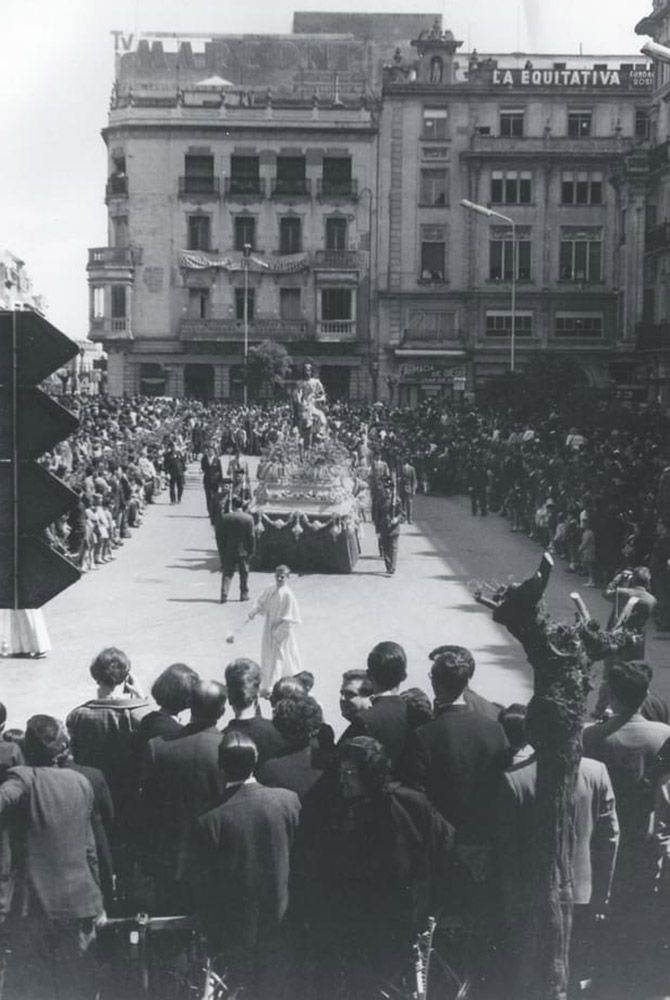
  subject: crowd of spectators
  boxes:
[1,641,670,999]
[37,397,288,574]
[17,388,670,996]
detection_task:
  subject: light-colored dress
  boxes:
[252,584,302,693]
[0,609,51,656]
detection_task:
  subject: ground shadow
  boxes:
[447,603,489,614]
[413,550,441,557]
[356,572,394,577]
[167,555,221,573]
[167,598,221,605]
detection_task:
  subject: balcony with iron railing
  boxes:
[650,140,670,173]
[178,176,221,199]
[400,328,467,349]
[313,249,361,270]
[89,317,133,342]
[180,316,311,342]
[464,134,634,159]
[271,178,312,199]
[224,177,266,201]
[646,221,670,253]
[88,247,136,267]
[315,319,357,341]
[316,178,359,201]
[105,175,128,200]
[636,320,670,351]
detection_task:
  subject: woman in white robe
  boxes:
[248,565,302,696]
[0,609,50,657]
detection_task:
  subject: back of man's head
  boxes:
[219,730,258,781]
[429,645,475,681]
[342,669,374,697]
[231,495,243,510]
[24,715,69,766]
[367,641,407,693]
[609,661,650,715]
[270,676,306,708]
[89,647,131,688]
[498,703,528,752]
[631,566,651,590]
[190,680,227,724]
[430,651,471,703]
[225,658,261,712]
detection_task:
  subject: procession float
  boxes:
[250,366,363,572]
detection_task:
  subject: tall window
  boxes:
[407,310,455,340]
[485,312,533,337]
[567,110,592,138]
[235,287,255,322]
[321,288,352,320]
[499,109,525,137]
[111,215,129,247]
[321,157,352,196]
[635,109,650,140]
[489,226,531,280]
[280,288,301,320]
[111,285,127,318]
[275,156,307,195]
[554,313,603,338]
[420,169,449,206]
[92,287,105,319]
[279,217,302,255]
[188,215,211,251]
[184,154,215,194]
[230,156,260,195]
[234,216,256,252]
[420,225,446,281]
[491,170,532,205]
[559,227,602,282]
[325,217,347,250]
[561,170,602,205]
[189,287,210,319]
[422,107,448,139]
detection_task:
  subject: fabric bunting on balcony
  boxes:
[178,250,309,273]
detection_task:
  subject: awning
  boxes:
[394,349,466,358]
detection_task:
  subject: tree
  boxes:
[479,356,590,423]
[245,340,292,400]
[475,556,628,998]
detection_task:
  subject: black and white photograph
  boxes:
[1,0,669,996]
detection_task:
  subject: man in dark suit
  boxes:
[337,668,374,745]
[215,494,256,603]
[139,679,227,912]
[164,443,185,505]
[399,456,417,524]
[223,659,287,766]
[0,715,103,1000]
[428,645,501,721]
[258,696,324,800]
[348,641,409,772]
[402,647,507,844]
[190,731,300,1000]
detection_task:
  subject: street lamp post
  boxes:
[461,199,517,373]
[242,243,251,406]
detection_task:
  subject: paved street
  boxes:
[5,467,669,731]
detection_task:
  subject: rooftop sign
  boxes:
[492,67,653,88]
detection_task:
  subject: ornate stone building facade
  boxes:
[636,1,670,404]
[378,25,652,404]
[89,14,652,403]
